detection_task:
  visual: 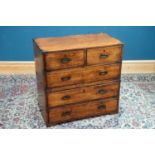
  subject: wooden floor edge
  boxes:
[0,60,155,74]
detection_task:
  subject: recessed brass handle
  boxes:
[62,95,71,100]
[97,104,106,110]
[99,70,108,75]
[61,57,71,63]
[61,111,71,117]
[100,53,108,59]
[98,89,107,94]
[61,76,71,81]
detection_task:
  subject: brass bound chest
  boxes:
[33,33,123,126]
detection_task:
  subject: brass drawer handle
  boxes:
[61,76,71,81]
[100,53,108,59]
[61,57,71,63]
[62,95,71,100]
[99,70,107,75]
[61,111,71,117]
[98,89,107,94]
[97,104,106,110]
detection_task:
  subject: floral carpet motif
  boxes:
[0,74,155,129]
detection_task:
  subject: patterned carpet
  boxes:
[0,74,155,129]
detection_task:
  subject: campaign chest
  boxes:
[33,33,123,126]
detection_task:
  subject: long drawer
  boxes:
[46,63,121,88]
[49,98,118,125]
[47,81,119,107]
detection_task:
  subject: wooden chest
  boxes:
[33,33,123,126]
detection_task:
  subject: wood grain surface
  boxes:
[46,63,121,88]
[87,45,122,65]
[49,98,118,124]
[34,33,123,52]
[45,49,84,70]
[33,42,48,123]
[47,81,119,107]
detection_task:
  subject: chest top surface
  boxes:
[34,33,123,52]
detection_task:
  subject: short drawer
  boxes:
[45,50,84,70]
[46,63,121,88]
[47,81,119,107]
[49,98,118,124]
[87,46,122,65]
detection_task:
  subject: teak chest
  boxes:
[33,33,123,126]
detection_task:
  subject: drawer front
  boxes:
[45,50,84,70]
[46,63,121,88]
[49,98,118,124]
[87,46,122,65]
[47,82,119,107]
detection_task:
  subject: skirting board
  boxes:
[122,60,155,73]
[0,60,155,74]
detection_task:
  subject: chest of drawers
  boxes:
[33,33,123,126]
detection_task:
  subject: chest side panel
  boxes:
[34,41,48,124]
